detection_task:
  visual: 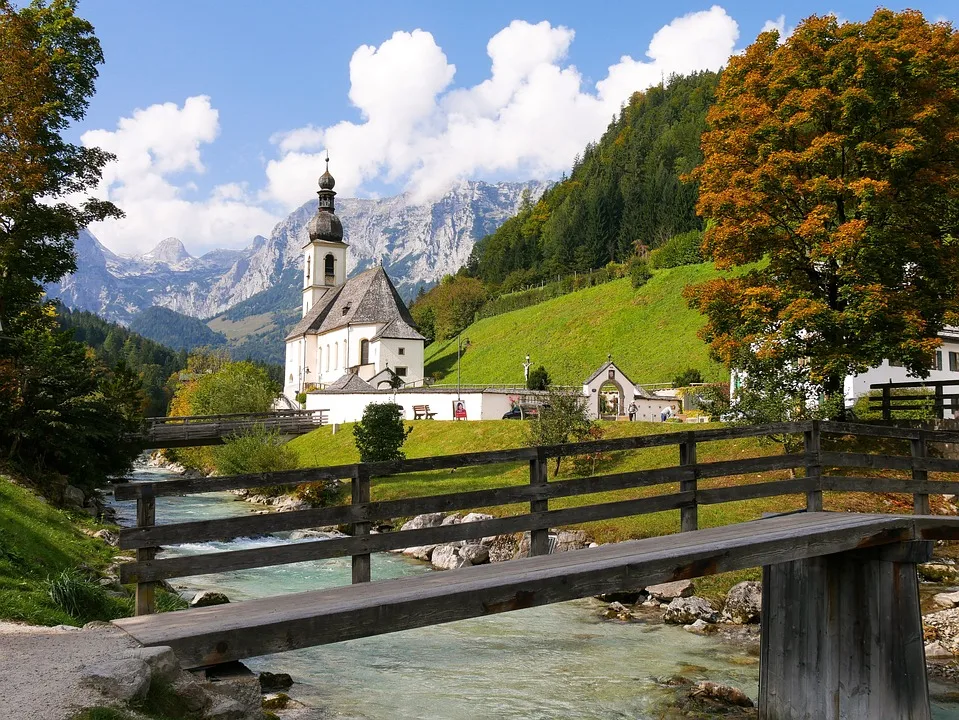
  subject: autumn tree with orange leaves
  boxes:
[685,10,959,410]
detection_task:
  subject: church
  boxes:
[283,160,426,401]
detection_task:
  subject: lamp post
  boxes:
[456,333,471,401]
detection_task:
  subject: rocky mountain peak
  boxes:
[140,237,192,265]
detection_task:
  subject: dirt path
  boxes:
[0,621,139,720]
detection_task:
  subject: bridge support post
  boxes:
[351,465,371,584]
[759,542,932,719]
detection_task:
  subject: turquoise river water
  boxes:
[111,466,959,719]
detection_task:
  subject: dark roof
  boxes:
[371,317,425,341]
[583,360,637,389]
[285,266,426,342]
[324,373,374,392]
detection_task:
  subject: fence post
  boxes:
[912,430,930,515]
[351,464,371,583]
[804,420,823,512]
[882,385,891,421]
[935,385,945,420]
[529,447,551,556]
[135,486,156,616]
[680,431,698,532]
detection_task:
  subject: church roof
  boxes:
[324,372,375,392]
[285,266,426,341]
[371,317,425,341]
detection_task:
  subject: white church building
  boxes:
[283,161,426,401]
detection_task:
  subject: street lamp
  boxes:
[456,333,471,400]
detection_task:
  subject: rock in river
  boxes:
[663,597,718,625]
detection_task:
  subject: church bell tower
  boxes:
[302,156,347,316]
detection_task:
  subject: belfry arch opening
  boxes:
[324,254,335,283]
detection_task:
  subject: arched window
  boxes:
[333,342,339,370]
[324,254,335,282]
[305,256,311,282]
[325,344,330,372]
[317,343,322,373]
[360,339,370,365]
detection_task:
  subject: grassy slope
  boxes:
[423,262,734,387]
[0,476,119,625]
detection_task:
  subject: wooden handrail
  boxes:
[118,419,959,613]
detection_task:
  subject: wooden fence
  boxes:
[114,420,959,615]
[870,379,959,420]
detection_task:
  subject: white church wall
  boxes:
[305,390,517,423]
[375,338,425,384]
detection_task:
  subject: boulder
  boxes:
[121,646,180,684]
[934,590,959,609]
[63,485,85,508]
[646,580,694,602]
[401,545,437,561]
[603,601,634,621]
[460,544,489,565]
[289,529,346,541]
[431,544,471,570]
[683,619,711,635]
[81,657,152,702]
[721,581,762,624]
[486,533,521,563]
[190,590,230,608]
[400,513,447,531]
[553,530,588,553]
[925,641,954,659]
[258,671,294,692]
[919,563,959,583]
[275,496,309,512]
[691,681,754,708]
[663,597,718,625]
[461,512,495,523]
[441,514,462,526]
[93,529,119,546]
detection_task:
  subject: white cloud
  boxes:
[80,96,280,256]
[83,7,770,254]
[265,8,742,206]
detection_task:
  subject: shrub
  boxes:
[213,426,299,477]
[672,368,703,388]
[353,402,412,463]
[527,365,550,391]
[526,388,593,476]
[295,392,307,406]
[628,255,653,288]
[46,569,129,623]
[649,229,704,269]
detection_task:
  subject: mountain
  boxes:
[49,180,546,327]
[130,306,228,352]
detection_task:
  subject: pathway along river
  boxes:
[111,466,959,720]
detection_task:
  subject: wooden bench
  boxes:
[413,405,436,419]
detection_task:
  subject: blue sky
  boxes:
[71,1,955,256]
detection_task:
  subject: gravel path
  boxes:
[0,621,139,720]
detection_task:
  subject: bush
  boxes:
[353,402,412,463]
[46,569,129,623]
[527,365,550,391]
[672,368,703,388]
[295,392,307,406]
[213,426,299,477]
[628,255,653,288]
[526,388,593,476]
[649,229,704,269]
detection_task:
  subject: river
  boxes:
[111,466,959,719]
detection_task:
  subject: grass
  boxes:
[0,475,123,626]
[423,262,743,387]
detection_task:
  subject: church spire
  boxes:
[307,153,344,243]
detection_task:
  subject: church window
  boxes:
[334,342,339,370]
[325,254,335,281]
[360,339,370,365]
[325,345,330,372]
[398,347,405,356]
[305,256,311,282]
[395,366,407,377]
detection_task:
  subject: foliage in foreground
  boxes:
[353,402,412,463]
[525,388,593,476]
[687,10,959,407]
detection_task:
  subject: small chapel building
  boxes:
[283,161,426,401]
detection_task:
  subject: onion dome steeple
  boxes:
[306,154,344,244]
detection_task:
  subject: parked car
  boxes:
[502,403,548,420]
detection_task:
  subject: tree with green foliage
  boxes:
[526,365,550,391]
[189,361,278,416]
[525,388,592,476]
[0,0,121,328]
[353,402,411,463]
[672,368,703,388]
[409,275,487,343]
[628,255,653,288]
[213,426,298,477]
[687,11,959,412]
[649,230,704,269]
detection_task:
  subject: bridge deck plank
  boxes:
[113,512,925,668]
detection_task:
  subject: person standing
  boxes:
[627,401,637,422]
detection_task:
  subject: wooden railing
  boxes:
[137,409,328,449]
[869,379,959,420]
[114,420,959,614]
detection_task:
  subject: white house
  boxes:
[582,359,681,421]
[283,161,426,401]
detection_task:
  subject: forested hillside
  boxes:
[57,307,186,416]
[468,72,719,287]
[130,306,228,352]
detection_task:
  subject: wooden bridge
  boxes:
[111,420,959,719]
[134,409,328,449]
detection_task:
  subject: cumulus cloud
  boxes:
[264,8,742,206]
[79,96,279,256]
[83,7,789,254]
